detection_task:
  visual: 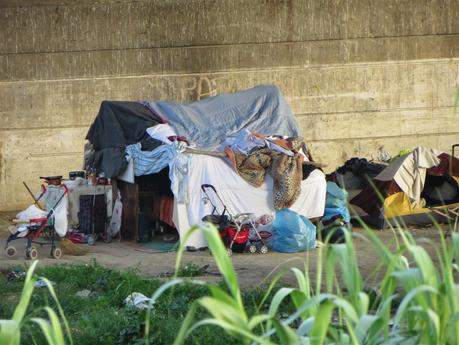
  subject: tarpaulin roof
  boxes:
[145,85,299,150]
[86,85,300,177]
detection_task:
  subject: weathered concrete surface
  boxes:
[0,0,458,210]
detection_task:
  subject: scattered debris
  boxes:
[34,279,54,288]
[6,268,26,282]
[75,289,92,299]
[158,263,221,278]
[177,263,209,277]
[124,292,152,310]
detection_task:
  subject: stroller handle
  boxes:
[452,144,459,158]
[201,184,217,193]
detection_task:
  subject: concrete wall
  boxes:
[0,0,458,210]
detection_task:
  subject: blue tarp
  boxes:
[323,182,351,223]
[146,85,300,150]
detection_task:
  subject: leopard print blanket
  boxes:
[226,139,304,209]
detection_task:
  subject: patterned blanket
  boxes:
[225,138,304,209]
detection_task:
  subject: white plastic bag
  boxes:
[108,191,122,236]
[124,292,152,310]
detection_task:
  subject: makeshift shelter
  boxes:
[85,85,327,248]
[350,147,459,228]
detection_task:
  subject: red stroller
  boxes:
[201,184,268,256]
[4,184,68,260]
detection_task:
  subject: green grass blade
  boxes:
[173,225,200,278]
[31,316,58,345]
[272,319,298,345]
[201,223,243,306]
[310,300,335,345]
[355,314,379,344]
[199,296,249,331]
[248,314,271,330]
[296,317,314,337]
[256,269,288,312]
[12,260,39,322]
[172,301,198,345]
[406,244,438,287]
[392,285,438,334]
[0,320,20,345]
[266,287,294,330]
[188,318,275,345]
[291,267,310,297]
[208,285,238,305]
[39,277,73,345]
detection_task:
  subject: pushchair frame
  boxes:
[201,184,268,256]
[4,184,68,260]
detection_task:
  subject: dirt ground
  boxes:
[0,211,448,289]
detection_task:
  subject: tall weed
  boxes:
[162,221,459,345]
[0,261,72,345]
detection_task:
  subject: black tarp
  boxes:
[331,158,387,190]
[86,101,162,178]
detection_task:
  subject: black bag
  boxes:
[318,216,348,244]
[201,214,229,230]
[422,174,459,206]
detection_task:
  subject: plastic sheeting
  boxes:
[323,182,351,223]
[272,209,316,252]
[146,85,299,150]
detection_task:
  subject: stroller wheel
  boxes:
[248,245,257,254]
[259,245,269,254]
[5,246,17,258]
[87,235,96,246]
[51,247,62,259]
[26,247,38,260]
[226,247,233,257]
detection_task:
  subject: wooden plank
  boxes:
[116,179,138,241]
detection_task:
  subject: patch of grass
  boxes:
[176,262,208,277]
[0,261,269,345]
[5,221,457,344]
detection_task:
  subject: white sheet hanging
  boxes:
[172,154,326,248]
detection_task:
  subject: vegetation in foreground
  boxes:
[0,260,271,345]
[1,219,459,344]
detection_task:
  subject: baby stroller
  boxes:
[201,184,268,256]
[4,184,68,260]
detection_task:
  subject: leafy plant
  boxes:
[0,261,72,345]
[2,218,459,345]
[148,221,459,345]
